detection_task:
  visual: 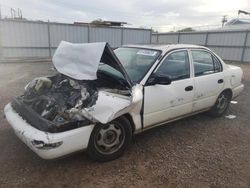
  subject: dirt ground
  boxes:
[0,61,249,188]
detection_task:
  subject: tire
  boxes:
[208,91,231,117]
[87,116,132,162]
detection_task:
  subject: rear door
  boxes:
[190,49,224,112]
[143,49,195,128]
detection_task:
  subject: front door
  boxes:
[143,50,195,128]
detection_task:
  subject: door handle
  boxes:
[185,86,193,91]
[218,79,224,84]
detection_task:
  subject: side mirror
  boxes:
[147,73,172,86]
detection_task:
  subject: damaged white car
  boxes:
[4,41,244,161]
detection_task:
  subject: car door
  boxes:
[190,49,224,112]
[143,49,195,128]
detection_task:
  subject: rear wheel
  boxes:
[87,116,132,162]
[208,91,231,117]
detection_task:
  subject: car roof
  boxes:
[123,44,209,54]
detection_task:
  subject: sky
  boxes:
[0,0,250,32]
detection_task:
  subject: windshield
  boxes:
[114,47,161,82]
[97,47,161,84]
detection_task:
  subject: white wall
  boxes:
[152,30,250,62]
[0,19,152,60]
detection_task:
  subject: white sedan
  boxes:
[4,41,244,161]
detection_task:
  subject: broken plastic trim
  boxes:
[31,140,63,150]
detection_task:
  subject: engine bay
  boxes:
[12,73,131,132]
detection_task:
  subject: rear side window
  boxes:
[156,50,190,81]
[191,50,222,77]
[213,56,222,72]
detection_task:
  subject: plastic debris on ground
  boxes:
[230,101,238,104]
[225,115,237,119]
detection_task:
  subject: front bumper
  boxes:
[4,103,94,159]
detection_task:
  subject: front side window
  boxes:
[156,50,190,81]
[191,50,222,77]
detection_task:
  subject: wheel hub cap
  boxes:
[95,123,125,155]
[217,94,227,111]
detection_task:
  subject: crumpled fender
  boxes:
[69,84,143,124]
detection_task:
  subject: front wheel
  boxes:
[208,91,231,117]
[87,116,132,162]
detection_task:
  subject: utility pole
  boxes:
[17,8,22,18]
[10,8,16,18]
[222,15,228,27]
[9,7,23,19]
[0,5,2,19]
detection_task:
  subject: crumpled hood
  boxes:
[52,41,133,87]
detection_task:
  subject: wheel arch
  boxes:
[211,88,233,108]
[91,113,136,135]
[222,88,233,100]
[122,113,136,134]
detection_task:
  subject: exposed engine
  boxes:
[23,74,99,122]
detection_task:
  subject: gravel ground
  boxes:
[0,61,249,188]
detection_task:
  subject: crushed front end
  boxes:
[5,73,133,159]
[4,41,138,159]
